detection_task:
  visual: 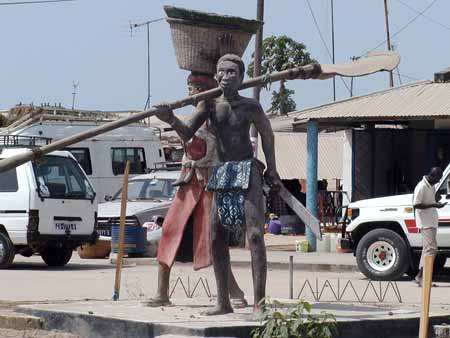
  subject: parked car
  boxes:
[0,136,98,268]
[97,169,180,238]
[343,163,450,281]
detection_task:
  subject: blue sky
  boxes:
[0,0,448,115]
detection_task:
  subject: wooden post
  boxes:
[113,161,130,301]
[289,255,294,299]
[249,0,264,155]
[419,255,434,338]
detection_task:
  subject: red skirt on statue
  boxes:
[157,174,212,270]
[157,133,212,271]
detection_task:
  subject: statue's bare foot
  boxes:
[201,305,233,316]
[145,295,171,307]
[249,305,264,321]
[231,297,248,309]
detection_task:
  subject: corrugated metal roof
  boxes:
[291,81,450,123]
[257,132,343,180]
[268,114,295,132]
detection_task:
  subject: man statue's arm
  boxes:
[251,101,280,188]
[155,101,210,142]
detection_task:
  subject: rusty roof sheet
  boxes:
[257,132,343,180]
[291,80,450,124]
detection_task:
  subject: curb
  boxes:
[0,311,43,330]
[109,257,359,273]
[17,305,448,338]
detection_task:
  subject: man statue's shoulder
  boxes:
[240,96,263,110]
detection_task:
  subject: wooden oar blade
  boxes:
[318,51,400,79]
[277,185,322,240]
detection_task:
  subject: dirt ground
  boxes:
[0,328,81,338]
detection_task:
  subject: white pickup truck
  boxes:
[344,165,450,281]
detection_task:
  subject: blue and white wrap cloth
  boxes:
[206,159,252,230]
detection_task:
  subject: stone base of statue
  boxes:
[15,297,444,338]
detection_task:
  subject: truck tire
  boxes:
[356,229,409,281]
[41,247,73,267]
[0,232,15,269]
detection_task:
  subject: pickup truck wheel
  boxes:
[356,229,409,281]
[41,247,73,267]
[0,232,15,269]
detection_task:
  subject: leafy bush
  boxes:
[251,300,337,338]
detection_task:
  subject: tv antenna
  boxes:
[129,17,164,110]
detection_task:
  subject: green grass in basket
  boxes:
[164,5,260,33]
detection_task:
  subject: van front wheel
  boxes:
[41,247,73,267]
[0,232,15,269]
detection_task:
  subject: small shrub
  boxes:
[251,299,337,338]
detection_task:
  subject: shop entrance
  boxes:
[352,129,450,201]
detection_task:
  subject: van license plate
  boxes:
[55,222,78,231]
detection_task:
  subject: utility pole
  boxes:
[71,81,79,110]
[383,0,394,87]
[129,17,165,111]
[250,0,264,155]
[331,0,336,100]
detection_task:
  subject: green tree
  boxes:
[247,35,315,115]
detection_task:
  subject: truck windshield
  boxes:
[33,155,95,200]
[113,178,176,201]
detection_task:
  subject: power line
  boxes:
[397,72,421,81]
[305,0,332,61]
[394,0,450,31]
[366,0,439,53]
[304,0,351,95]
[0,0,74,5]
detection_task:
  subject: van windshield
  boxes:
[33,155,95,200]
[113,178,176,202]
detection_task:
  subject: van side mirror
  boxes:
[104,195,112,202]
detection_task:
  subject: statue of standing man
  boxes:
[156,54,281,315]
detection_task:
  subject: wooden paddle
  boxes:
[0,51,400,174]
[418,255,434,338]
[112,161,130,301]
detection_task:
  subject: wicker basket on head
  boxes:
[164,6,260,75]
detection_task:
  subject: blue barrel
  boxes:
[111,225,146,255]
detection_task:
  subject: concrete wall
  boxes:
[342,129,353,204]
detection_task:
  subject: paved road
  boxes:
[3,251,450,338]
[1,252,450,306]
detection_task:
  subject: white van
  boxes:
[8,118,165,201]
[0,136,97,268]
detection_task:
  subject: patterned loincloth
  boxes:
[206,159,253,246]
